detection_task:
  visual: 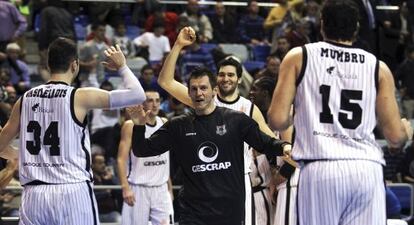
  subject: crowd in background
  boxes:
[1,0,414,222]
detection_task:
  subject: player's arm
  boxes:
[157,27,196,108]
[168,177,174,201]
[268,47,302,131]
[117,120,136,206]
[376,61,413,148]
[252,105,297,167]
[241,115,290,158]
[76,45,146,111]
[127,106,174,157]
[0,99,21,160]
[0,159,18,189]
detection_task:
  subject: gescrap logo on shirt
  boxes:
[192,141,231,173]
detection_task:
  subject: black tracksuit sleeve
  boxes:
[131,122,174,157]
[239,115,287,157]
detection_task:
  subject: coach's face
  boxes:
[188,75,216,115]
[217,65,239,97]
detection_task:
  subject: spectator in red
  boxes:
[145,3,179,47]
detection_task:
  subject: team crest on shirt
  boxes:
[216,124,227,136]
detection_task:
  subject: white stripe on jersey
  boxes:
[19,82,92,185]
[128,116,170,186]
[292,41,384,164]
[215,95,254,174]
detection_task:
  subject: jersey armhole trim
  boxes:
[70,88,87,128]
[249,103,254,117]
[19,95,24,117]
[295,46,307,87]
[374,59,379,94]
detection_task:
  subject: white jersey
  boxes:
[128,116,170,186]
[293,41,384,164]
[19,81,92,185]
[215,95,254,173]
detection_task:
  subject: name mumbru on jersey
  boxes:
[192,141,232,173]
[321,48,365,63]
[26,88,67,98]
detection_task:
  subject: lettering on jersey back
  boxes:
[320,48,365,64]
[26,88,67,98]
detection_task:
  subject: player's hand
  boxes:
[6,158,18,171]
[175,27,196,47]
[282,143,292,157]
[102,45,126,71]
[122,187,136,206]
[402,118,413,141]
[126,105,151,125]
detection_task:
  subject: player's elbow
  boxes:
[157,75,169,89]
[268,113,289,131]
[384,131,408,149]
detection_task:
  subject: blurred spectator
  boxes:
[179,34,216,81]
[145,3,179,47]
[285,19,311,48]
[0,43,30,95]
[5,86,17,106]
[271,36,291,60]
[133,19,170,62]
[92,153,122,223]
[401,142,414,183]
[180,0,213,43]
[350,0,381,54]
[382,1,413,71]
[79,22,110,85]
[302,0,321,42]
[160,95,189,119]
[37,0,75,81]
[248,76,276,121]
[210,1,237,43]
[264,0,303,53]
[138,64,167,99]
[87,2,122,28]
[0,0,27,52]
[385,186,403,219]
[131,0,159,27]
[90,80,121,161]
[383,145,405,182]
[0,161,19,217]
[255,55,281,81]
[37,0,75,52]
[395,45,414,119]
[112,22,135,58]
[238,0,268,46]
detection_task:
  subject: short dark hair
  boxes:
[321,0,359,41]
[187,67,217,89]
[48,37,78,74]
[91,21,106,31]
[140,64,153,74]
[217,57,243,78]
[254,76,276,98]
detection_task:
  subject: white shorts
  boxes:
[274,168,299,225]
[20,182,99,225]
[298,160,386,225]
[121,183,173,225]
[252,187,273,225]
